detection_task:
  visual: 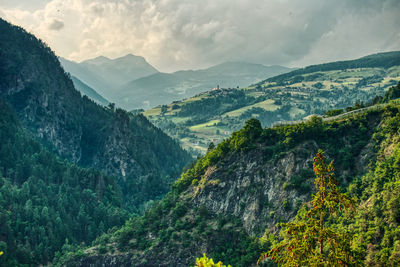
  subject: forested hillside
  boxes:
[0,101,129,265]
[62,84,400,266]
[262,51,400,84]
[0,18,191,212]
[145,52,400,154]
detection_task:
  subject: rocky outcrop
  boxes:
[191,142,317,234]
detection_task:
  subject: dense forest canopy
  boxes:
[0,102,129,265]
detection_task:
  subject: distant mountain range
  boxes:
[116,62,292,110]
[59,54,158,101]
[61,56,293,110]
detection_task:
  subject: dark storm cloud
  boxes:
[129,0,400,69]
[48,19,64,31]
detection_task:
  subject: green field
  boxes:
[144,65,400,155]
[223,99,279,117]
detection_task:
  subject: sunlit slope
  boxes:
[144,53,400,154]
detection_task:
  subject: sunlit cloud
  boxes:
[0,0,399,72]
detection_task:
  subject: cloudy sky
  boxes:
[0,0,399,72]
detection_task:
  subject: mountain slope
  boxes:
[0,18,191,212]
[62,91,400,266]
[0,101,129,266]
[116,62,292,110]
[70,75,109,106]
[144,52,400,154]
[81,54,158,86]
[59,57,112,98]
[262,51,400,85]
[60,54,158,100]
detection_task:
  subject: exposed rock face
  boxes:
[189,138,374,235]
[192,143,316,234]
[4,52,84,163]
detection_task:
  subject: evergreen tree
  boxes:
[258,150,361,266]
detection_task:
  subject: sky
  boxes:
[0,0,399,72]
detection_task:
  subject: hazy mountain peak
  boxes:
[84,54,148,64]
[203,61,292,76]
[117,53,143,60]
[113,53,152,67]
[60,53,159,99]
[81,55,111,65]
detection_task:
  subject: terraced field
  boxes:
[144,54,400,154]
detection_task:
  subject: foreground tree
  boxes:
[258,150,361,266]
[195,254,231,267]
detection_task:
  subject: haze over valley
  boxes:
[60,55,293,110]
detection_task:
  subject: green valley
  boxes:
[144,52,400,154]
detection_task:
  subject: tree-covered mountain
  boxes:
[59,54,159,100]
[115,62,292,110]
[0,18,191,212]
[61,85,400,266]
[144,52,400,154]
[70,75,109,106]
[0,100,129,266]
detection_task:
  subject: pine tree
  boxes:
[258,150,361,266]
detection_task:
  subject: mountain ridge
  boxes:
[70,75,109,106]
[0,18,191,213]
[60,53,159,100]
[116,61,293,110]
[261,50,400,85]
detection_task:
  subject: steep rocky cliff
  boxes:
[0,18,191,211]
[62,103,388,266]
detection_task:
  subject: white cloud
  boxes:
[0,0,399,72]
